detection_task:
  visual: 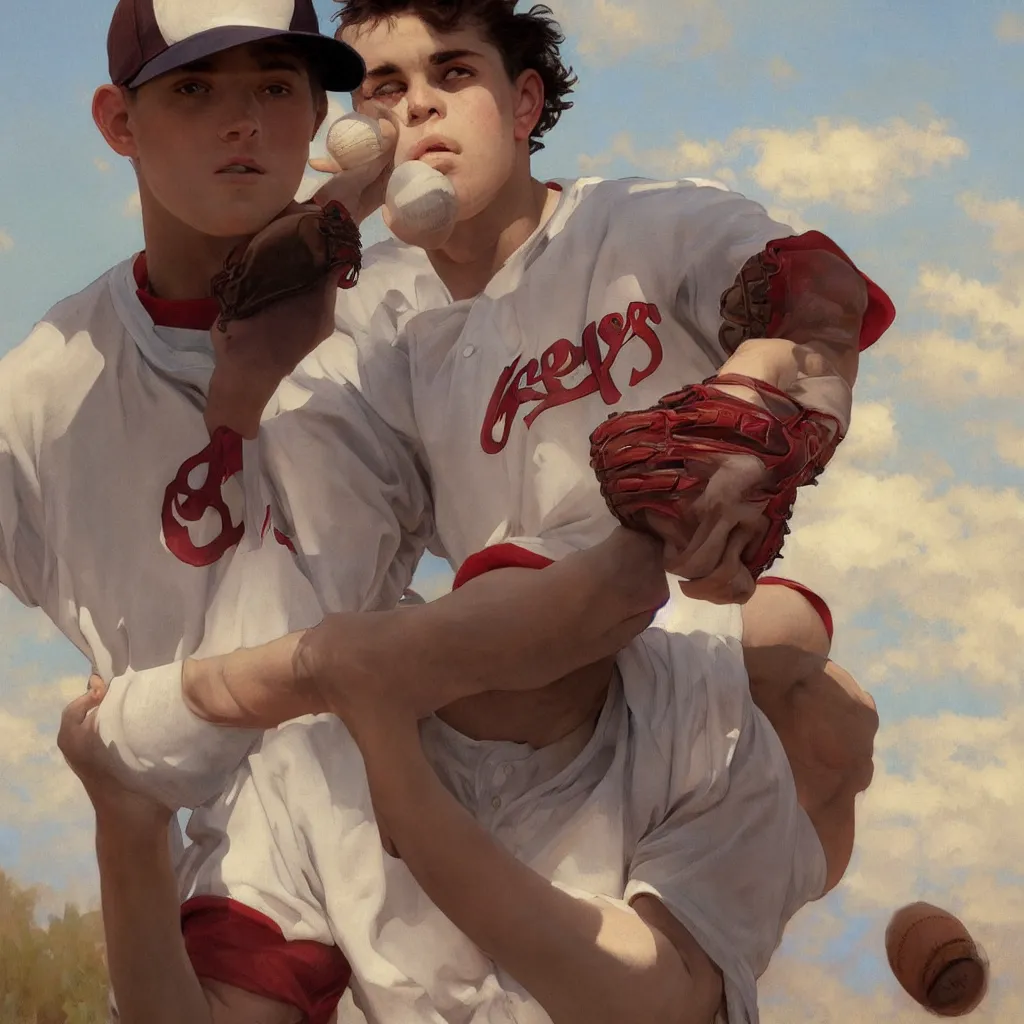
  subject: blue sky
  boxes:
[1,2,1022,1021]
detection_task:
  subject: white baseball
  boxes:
[325,113,386,171]
[384,161,458,248]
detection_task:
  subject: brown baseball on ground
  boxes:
[885,902,988,1017]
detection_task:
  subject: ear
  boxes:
[93,84,138,159]
[512,68,545,144]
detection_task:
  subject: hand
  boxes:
[647,511,761,605]
[57,676,173,829]
[205,233,345,437]
[308,109,399,226]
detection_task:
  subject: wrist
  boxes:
[204,363,282,439]
[94,798,173,841]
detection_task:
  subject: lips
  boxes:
[407,136,458,162]
[216,158,265,175]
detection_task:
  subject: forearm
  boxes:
[186,537,663,727]
[711,246,870,439]
[96,811,213,1024]
[361,721,696,1024]
[96,662,262,810]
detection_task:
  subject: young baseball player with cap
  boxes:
[2,0,670,843]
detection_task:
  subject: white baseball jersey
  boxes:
[0,255,432,809]
[264,177,825,640]
[180,627,827,1024]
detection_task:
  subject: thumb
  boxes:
[309,155,341,174]
[63,685,104,727]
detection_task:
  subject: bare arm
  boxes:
[184,529,668,728]
[350,710,721,1024]
[741,580,832,658]
[717,247,870,396]
[741,646,877,893]
[59,689,302,1024]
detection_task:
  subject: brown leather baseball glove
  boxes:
[211,199,361,328]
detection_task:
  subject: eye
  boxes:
[443,66,473,82]
[175,81,209,96]
[372,80,405,98]
[264,83,293,97]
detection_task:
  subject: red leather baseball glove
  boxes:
[589,373,843,579]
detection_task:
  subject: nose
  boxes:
[401,76,444,127]
[218,90,261,142]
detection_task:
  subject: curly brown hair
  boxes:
[333,0,576,153]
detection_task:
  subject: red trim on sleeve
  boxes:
[757,577,834,642]
[763,231,896,351]
[181,895,350,1024]
[274,527,297,554]
[452,543,554,590]
[133,254,220,330]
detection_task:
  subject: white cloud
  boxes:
[738,117,968,212]
[996,11,1024,42]
[772,459,1024,693]
[968,420,1024,470]
[123,189,141,218]
[549,0,733,62]
[579,130,733,179]
[0,674,92,824]
[959,193,1024,259]
[0,228,13,252]
[94,157,111,173]
[767,56,797,84]
[579,117,968,213]
[886,328,1023,403]
[916,266,1024,338]
[841,400,899,462]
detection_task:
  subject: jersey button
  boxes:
[462,344,476,358]
[491,796,502,810]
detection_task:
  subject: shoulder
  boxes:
[0,266,123,446]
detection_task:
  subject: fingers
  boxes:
[677,529,757,604]
[62,683,104,727]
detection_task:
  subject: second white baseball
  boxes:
[325,113,386,170]
[384,161,459,248]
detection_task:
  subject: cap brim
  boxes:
[127,25,365,92]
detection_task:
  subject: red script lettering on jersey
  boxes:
[480,302,664,455]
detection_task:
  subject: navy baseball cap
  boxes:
[107,0,365,92]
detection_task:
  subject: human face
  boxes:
[98,42,323,238]
[343,14,542,222]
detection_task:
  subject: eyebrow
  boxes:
[364,48,483,79]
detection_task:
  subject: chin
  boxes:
[186,200,292,240]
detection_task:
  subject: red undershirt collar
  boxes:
[133,253,220,331]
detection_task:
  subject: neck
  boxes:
[428,168,557,301]
[138,181,252,302]
[436,657,615,748]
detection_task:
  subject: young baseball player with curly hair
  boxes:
[169,0,888,824]
[55,3,885,1024]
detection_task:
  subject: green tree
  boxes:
[0,869,109,1023]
